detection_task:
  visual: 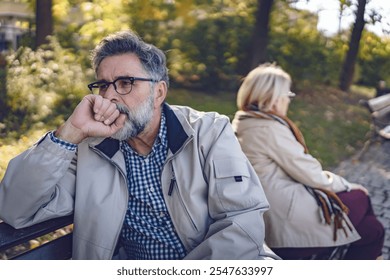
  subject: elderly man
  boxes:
[0,30,273,260]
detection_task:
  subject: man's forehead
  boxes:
[96,54,145,79]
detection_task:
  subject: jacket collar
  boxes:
[95,138,120,158]
[163,103,190,154]
[94,103,190,158]
[235,110,288,126]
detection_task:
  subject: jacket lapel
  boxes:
[163,103,190,154]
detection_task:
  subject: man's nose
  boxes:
[103,83,119,101]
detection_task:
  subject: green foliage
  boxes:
[52,0,130,68]
[357,31,390,87]
[169,12,254,91]
[38,0,390,92]
[0,68,7,121]
[4,37,89,133]
[123,0,256,91]
[123,0,178,47]
[267,4,345,88]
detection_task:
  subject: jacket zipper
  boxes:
[168,167,176,196]
[166,134,194,197]
[165,161,198,232]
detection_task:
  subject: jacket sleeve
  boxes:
[257,123,350,193]
[183,115,276,260]
[0,133,76,228]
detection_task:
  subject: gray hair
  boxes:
[90,30,169,87]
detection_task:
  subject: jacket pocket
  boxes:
[214,158,251,179]
[213,158,259,212]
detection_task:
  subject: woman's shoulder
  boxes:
[234,114,293,144]
[233,112,291,133]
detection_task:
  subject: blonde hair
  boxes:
[236,63,291,111]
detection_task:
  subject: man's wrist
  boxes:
[49,131,77,151]
[55,122,85,144]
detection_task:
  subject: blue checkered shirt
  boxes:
[119,112,187,260]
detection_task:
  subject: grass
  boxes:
[288,85,373,168]
[0,85,374,180]
[166,88,238,119]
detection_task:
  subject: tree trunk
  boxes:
[0,54,7,122]
[248,0,274,72]
[35,0,53,48]
[339,0,367,91]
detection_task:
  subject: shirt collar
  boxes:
[157,110,168,149]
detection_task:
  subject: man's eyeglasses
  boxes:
[87,76,159,95]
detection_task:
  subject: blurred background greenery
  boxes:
[0,0,388,179]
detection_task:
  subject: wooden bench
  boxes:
[0,215,73,260]
[360,93,390,137]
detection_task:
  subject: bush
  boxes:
[3,37,91,134]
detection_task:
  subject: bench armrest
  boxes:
[0,215,73,259]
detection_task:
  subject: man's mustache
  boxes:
[115,103,130,117]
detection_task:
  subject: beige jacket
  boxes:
[232,110,360,248]
[0,104,274,260]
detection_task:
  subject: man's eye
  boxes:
[119,80,133,87]
[98,83,109,89]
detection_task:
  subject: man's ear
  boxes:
[154,81,167,108]
[271,101,278,112]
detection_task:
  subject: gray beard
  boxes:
[111,95,154,141]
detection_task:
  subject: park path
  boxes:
[333,137,390,259]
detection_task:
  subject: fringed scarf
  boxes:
[245,107,352,241]
[305,186,353,241]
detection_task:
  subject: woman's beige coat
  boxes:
[232,110,360,248]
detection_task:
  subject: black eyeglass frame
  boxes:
[87,76,160,95]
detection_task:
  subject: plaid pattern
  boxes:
[120,112,187,260]
[49,131,77,151]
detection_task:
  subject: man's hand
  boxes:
[55,95,127,144]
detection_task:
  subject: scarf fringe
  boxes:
[306,186,352,241]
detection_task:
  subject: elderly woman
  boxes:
[232,63,385,260]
